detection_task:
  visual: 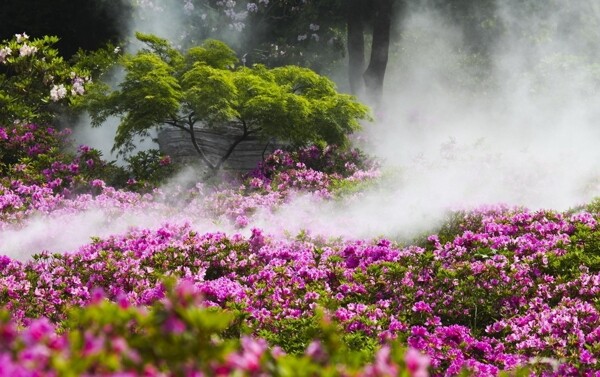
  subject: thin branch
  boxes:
[213,121,253,172]
[261,139,273,162]
[164,120,190,133]
[188,120,216,171]
[165,114,216,171]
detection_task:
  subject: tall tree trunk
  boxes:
[347,0,366,98]
[363,0,393,107]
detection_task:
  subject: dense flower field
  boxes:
[2,124,600,376]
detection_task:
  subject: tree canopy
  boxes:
[85,34,371,173]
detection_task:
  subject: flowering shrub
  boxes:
[0,279,429,376]
[0,123,122,205]
[3,121,600,375]
[202,145,380,227]
[0,33,95,125]
[2,204,600,374]
[0,123,178,199]
[122,149,178,192]
[248,145,378,191]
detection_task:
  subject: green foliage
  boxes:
[185,39,238,69]
[0,34,112,126]
[85,34,370,171]
[123,149,177,191]
[556,224,600,275]
[58,283,237,375]
[71,42,121,80]
[258,314,324,355]
[329,176,377,199]
[585,197,600,214]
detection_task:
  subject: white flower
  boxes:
[15,33,29,43]
[114,46,121,54]
[19,43,38,57]
[184,0,194,14]
[231,22,246,32]
[71,77,85,96]
[258,0,268,4]
[247,2,258,12]
[0,47,12,64]
[50,84,67,102]
[309,23,320,31]
[235,11,248,21]
[311,33,320,42]
[297,34,307,41]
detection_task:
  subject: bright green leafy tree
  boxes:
[85,33,371,173]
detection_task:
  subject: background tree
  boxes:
[135,0,400,105]
[85,34,370,174]
[346,0,398,105]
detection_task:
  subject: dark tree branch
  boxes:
[165,112,219,172]
[187,120,216,171]
[213,120,255,172]
[164,120,188,132]
[261,139,273,161]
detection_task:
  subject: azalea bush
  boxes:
[2,202,600,374]
[3,118,600,375]
[122,149,178,191]
[0,123,178,200]
[201,145,380,228]
[0,279,433,377]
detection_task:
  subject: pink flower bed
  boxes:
[2,125,600,376]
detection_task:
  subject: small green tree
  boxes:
[85,33,371,173]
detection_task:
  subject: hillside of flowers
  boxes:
[2,123,600,376]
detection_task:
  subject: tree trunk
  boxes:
[346,0,366,98]
[363,0,393,107]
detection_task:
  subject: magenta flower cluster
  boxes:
[2,125,600,376]
[0,279,429,376]
[203,145,380,227]
[1,207,600,375]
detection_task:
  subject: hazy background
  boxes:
[249,0,600,240]
[370,0,600,212]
